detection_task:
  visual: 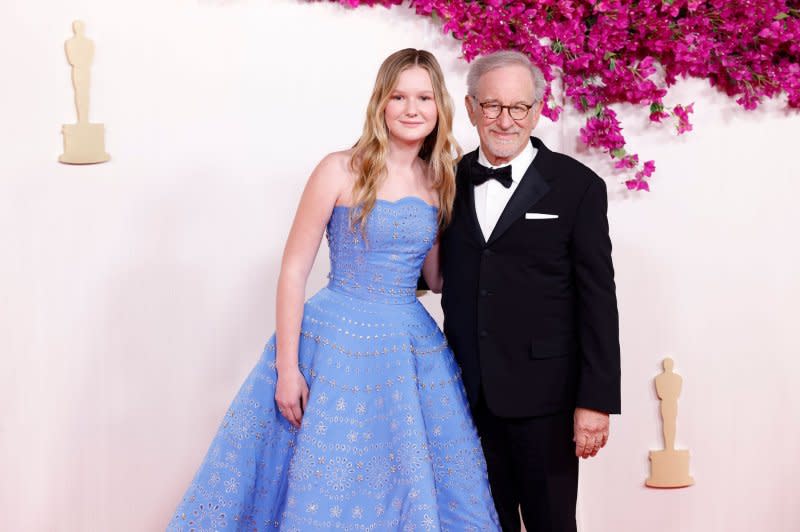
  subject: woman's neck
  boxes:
[386,138,424,171]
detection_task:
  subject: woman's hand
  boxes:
[275,366,309,428]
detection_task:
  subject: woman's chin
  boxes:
[389,131,431,146]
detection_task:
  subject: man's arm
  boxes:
[571,176,621,457]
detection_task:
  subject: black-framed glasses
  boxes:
[472,97,536,120]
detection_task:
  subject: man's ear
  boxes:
[465,95,478,126]
[530,100,545,130]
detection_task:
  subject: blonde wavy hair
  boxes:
[349,48,461,233]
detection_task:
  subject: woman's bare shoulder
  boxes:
[309,150,356,204]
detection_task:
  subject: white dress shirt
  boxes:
[474,141,538,241]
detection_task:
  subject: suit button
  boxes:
[479,289,488,296]
[479,330,488,338]
[482,249,493,257]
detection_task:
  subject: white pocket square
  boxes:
[525,212,558,220]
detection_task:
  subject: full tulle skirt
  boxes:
[168,286,500,531]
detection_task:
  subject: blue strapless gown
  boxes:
[168,197,500,531]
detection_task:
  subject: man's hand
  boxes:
[573,408,610,459]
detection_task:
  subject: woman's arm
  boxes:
[421,238,442,294]
[274,152,349,428]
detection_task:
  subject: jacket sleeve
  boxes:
[571,177,621,414]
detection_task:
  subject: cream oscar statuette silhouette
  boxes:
[646,357,694,488]
[59,20,109,164]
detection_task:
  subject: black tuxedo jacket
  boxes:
[440,137,621,418]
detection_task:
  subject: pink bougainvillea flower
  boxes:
[673,104,694,134]
[625,178,650,191]
[332,0,800,190]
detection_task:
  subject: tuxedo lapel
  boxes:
[464,176,486,246]
[486,140,551,246]
[457,151,486,246]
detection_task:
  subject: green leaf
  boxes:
[603,51,616,60]
[612,148,627,159]
[650,102,664,113]
[580,96,589,111]
[609,57,616,71]
[774,12,789,21]
[593,103,604,117]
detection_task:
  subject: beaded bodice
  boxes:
[326,197,438,304]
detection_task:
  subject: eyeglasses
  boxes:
[472,97,536,120]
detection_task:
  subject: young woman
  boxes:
[169,49,500,531]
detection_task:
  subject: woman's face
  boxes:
[384,66,438,146]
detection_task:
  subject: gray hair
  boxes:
[466,51,546,103]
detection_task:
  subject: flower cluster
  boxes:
[330,0,800,190]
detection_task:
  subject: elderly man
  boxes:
[440,51,621,532]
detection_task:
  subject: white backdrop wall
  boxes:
[1,1,799,531]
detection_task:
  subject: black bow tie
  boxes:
[469,159,513,188]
